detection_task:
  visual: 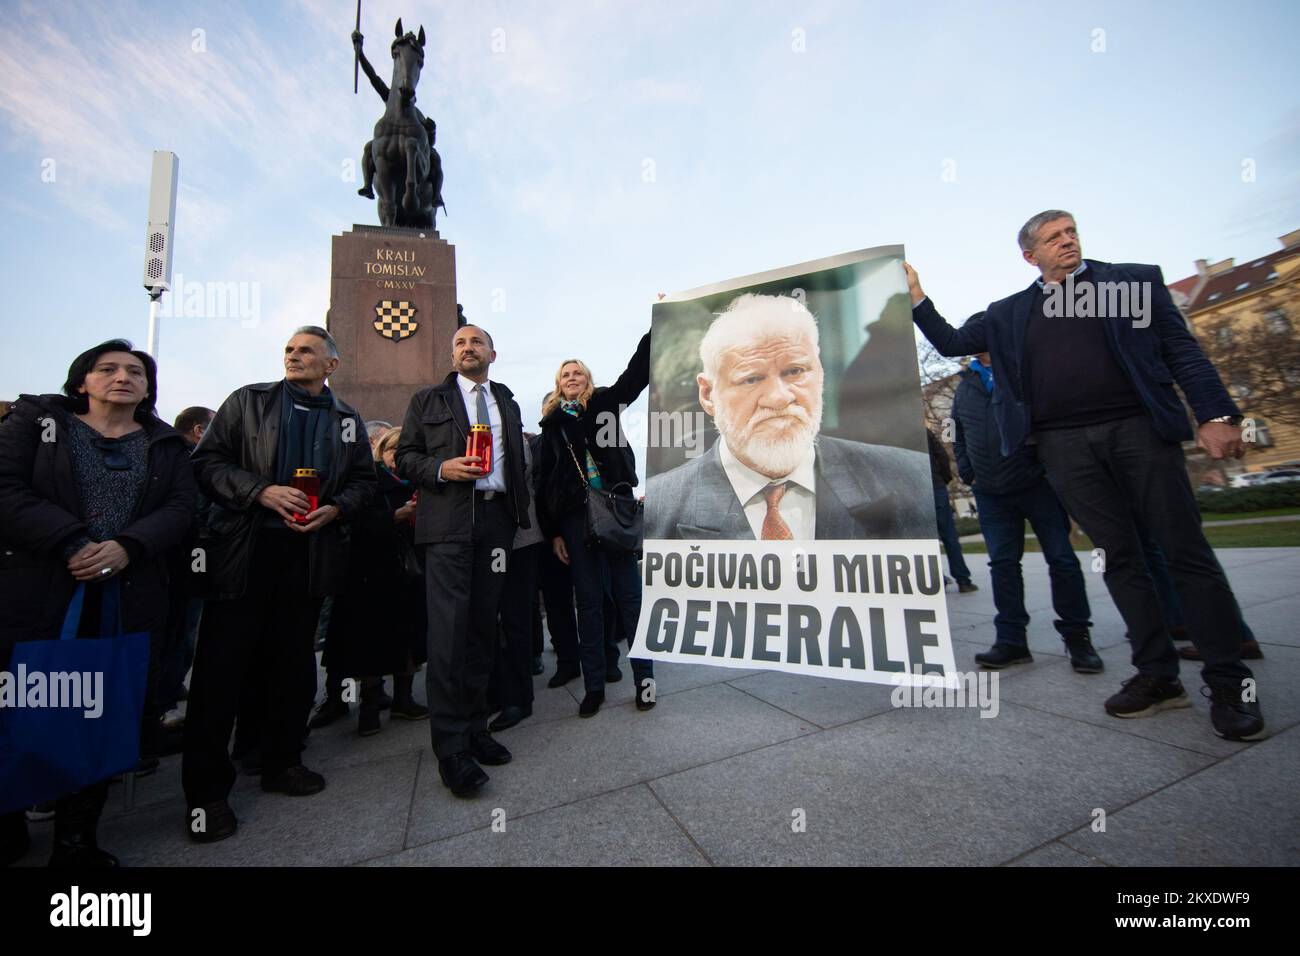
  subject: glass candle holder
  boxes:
[466,424,493,476]
[290,467,320,524]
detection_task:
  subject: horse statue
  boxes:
[353,19,443,229]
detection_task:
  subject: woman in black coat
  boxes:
[0,340,196,867]
[323,426,429,735]
[534,331,655,718]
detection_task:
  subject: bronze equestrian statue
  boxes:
[353,19,444,229]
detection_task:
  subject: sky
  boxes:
[2,0,1298,436]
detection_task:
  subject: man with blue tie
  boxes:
[396,325,532,796]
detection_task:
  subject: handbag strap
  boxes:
[58,580,122,641]
[561,434,590,489]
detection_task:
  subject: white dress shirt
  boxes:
[455,373,507,492]
[717,437,817,539]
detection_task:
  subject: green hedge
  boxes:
[1195,484,1300,514]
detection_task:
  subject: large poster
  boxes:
[632,246,956,687]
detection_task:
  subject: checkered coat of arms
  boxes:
[374,300,419,341]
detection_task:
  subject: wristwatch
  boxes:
[1203,415,1243,427]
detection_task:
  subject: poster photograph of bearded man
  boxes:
[645,245,936,542]
[633,246,953,686]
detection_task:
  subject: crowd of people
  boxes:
[0,322,658,864]
[0,207,1268,868]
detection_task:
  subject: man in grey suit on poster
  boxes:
[646,293,933,541]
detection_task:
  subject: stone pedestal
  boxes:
[326,224,457,426]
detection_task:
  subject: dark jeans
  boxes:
[539,546,580,667]
[974,479,1092,649]
[1138,532,1257,641]
[490,541,542,712]
[933,483,972,583]
[422,494,516,758]
[182,531,321,806]
[557,510,652,695]
[1035,414,1252,686]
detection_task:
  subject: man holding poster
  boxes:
[635,247,957,689]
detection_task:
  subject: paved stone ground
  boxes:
[14,548,1299,867]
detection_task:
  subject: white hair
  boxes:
[698,293,820,381]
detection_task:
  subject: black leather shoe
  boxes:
[957,581,979,593]
[1063,634,1104,674]
[547,666,581,689]
[438,753,489,797]
[469,731,512,765]
[390,699,430,720]
[187,800,238,844]
[531,656,545,676]
[488,705,531,732]
[309,696,349,729]
[606,665,623,683]
[48,838,119,868]
[579,691,604,718]
[1203,684,1265,741]
[261,765,326,796]
[975,645,1033,669]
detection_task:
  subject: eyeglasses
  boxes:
[96,441,131,471]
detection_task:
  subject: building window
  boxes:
[1265,307,1290,334]
[1216,326,1234,347]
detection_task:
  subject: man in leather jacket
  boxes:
[181,327,376,843]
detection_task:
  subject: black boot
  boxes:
[389,673,429,720]
[358,677,383,737]
[48,781,118,868]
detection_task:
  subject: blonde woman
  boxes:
[533,331,655,718]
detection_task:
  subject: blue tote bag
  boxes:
[0,580,150,814]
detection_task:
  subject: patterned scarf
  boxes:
[561,399,603,490]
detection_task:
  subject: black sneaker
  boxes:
[975,644,1033,669]
[1203,684,1265,741]
[1063,634,1104,674]
[1104,675,1190,718]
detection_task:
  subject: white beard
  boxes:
[716,397,822,479]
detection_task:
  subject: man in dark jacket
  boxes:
[952,354,1099,673]
[907,210,1262,742]
[181,327,376,842]
[395,324,530,796]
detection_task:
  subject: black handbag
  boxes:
[563,435,643,554]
